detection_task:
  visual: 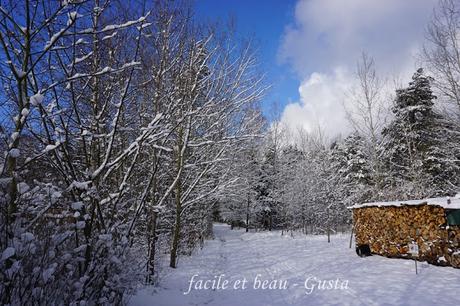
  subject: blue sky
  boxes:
[195,0,300,117]
[195,0,439,137]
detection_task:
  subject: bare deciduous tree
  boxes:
[423,0,460,112]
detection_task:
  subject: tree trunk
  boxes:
[170,170,182,268]
[269,212,273,231]
[147,210,157,283]
[170,129,184,269]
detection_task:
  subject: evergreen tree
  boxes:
[256,146,277,230]
[333,134,371,185]
[316,135,367,236]
[381,68,459,197]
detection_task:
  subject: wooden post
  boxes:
[327,207,330,243]
[246,193,250,233]
[349,224,354,249]
[415,229,420,275]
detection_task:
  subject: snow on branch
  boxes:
[77,13,150,35]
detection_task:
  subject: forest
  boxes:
[0,0,460,305]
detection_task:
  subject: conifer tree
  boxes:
[381,68,459,197]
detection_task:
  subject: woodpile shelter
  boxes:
[349,197,460,268]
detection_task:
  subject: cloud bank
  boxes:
[278,0,438,138]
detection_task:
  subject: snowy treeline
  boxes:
[220,0,460,237]
[2,0,460,304]
[0,1,265,304]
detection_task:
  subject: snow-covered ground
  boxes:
[129,224,460,306]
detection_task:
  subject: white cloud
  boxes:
[281,67,354,137]
[279,0,438,138]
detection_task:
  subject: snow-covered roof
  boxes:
[348,195,460,210]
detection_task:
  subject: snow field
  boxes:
[129,224,460,306]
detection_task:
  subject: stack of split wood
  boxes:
[352,203,460,268]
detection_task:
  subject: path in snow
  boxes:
[129,223,460,306]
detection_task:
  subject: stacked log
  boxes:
[353,204,460,268]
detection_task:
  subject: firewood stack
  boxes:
[353,204,460,268]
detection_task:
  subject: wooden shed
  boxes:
[349,197,460,268]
